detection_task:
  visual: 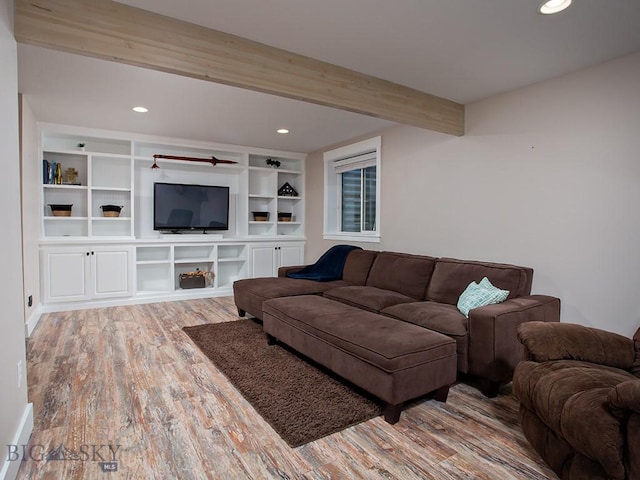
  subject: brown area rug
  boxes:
[183,319,382,447]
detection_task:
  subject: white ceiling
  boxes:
[17,0,640,152]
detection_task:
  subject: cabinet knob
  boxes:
[86,252,90,256]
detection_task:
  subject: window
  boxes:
[323,137,381,242]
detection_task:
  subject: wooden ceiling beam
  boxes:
[14,0,465,136]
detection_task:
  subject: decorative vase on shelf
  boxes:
[54,163,63,184]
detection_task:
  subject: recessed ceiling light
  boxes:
[277,128,290,134]
[132,106,148,113]
[538,0,572,15]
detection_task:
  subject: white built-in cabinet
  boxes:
[41,246,134,303]
[250,243,305,278]
[38,124,306,311]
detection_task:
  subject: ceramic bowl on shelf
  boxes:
[252,211,269,222]
[100,205,123,217]
[49,204,73,216]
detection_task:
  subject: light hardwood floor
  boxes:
[18,297,557,479]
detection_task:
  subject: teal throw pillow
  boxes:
[457,277,510,318]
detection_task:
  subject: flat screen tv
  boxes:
[154,182,230,232]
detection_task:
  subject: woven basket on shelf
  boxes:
[52,210,72,217]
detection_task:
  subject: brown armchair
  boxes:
[513,322,640,480]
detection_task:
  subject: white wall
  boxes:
[20,95,40,327]
[0,0,32,478]
[306,52,640,337]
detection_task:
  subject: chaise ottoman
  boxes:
[262,295,458,423]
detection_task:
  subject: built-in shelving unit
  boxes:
[247,154,304,237]
[42,132,134,239]
[38,124,306,310]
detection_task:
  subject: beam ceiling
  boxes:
[14,0,464,136]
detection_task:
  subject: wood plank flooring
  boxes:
[17,297,558,479]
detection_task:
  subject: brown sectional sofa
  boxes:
[233,249,560,399]
[513,322,640,480]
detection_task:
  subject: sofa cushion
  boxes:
[342,250,378,286]
[608,380,640,417]
[383,301,468,372]
[427,257,532,305]
[233,277,349,319]
[514,360,637,480]
[365,252,436,299]
[518,322,636,369]
[560,387,626,479]
[323,286,415,313]
[456,277,509,318]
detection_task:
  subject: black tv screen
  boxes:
[154,182,230,232]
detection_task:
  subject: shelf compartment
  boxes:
[248,154,303,172]
[248,222,276,236]
[92,156,132,189]
[43,134,131,155]
[136,246,171,262]
[174,245,214,261]
[44,188,88,218]
[91,219,132,237]
[216,261,247,289]
[218,244,246,260]
[248,169,277,197]
[137,263,172,293]
[43,218,88,237]
[42,152,88,186]
[91,190,131,219]
[174,263,214,290]
[277,172,302,197]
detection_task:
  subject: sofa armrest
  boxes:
[517,321,635,370]
[277,265,307,277]
[467,295,561,383]
[609,379,640,416]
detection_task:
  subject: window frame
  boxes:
[323,136,381,243]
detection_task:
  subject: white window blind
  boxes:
[333,150,377,174]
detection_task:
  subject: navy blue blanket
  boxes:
[287,245,362,282]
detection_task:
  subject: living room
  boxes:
[2,0,640,479]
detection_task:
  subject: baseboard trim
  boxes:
[0,403,34,480]
[25,306,42,337]
[38,288,233,314]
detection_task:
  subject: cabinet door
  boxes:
[251,245,277,278]
[92,247,133,298]
[279,244,304,268]
[42,249,89,302]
